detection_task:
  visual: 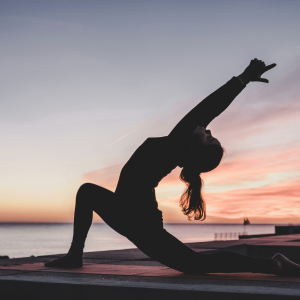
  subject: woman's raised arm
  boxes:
[168,59,276,140]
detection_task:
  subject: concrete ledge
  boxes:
[2,234,300,300]
[276,226,300,235]
[1,275,300,300]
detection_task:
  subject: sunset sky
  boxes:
[1,0,300,223]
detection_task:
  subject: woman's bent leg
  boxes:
[69,184,95,255]
[129,228,273,274]
[70,183,129,253]
[45,183,119,268]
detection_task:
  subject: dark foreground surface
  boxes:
[1,233,300,299]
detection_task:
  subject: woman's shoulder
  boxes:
[145,136,188,159]
[144,136,178,148]
[145,135,179,143]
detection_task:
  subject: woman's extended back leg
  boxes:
[130,228,274,274]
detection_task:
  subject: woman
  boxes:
[46,59,300,276]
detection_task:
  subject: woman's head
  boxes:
[179,126,224,221]
[181,126,224,173]
[191,126,221,148]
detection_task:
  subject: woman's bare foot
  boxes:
[44,252,83,268]
[272,253,300,276]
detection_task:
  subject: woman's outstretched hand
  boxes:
[238,58,276,85]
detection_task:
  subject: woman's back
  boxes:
[115,136,179,194]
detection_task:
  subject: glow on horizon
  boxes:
[1,1,300,223]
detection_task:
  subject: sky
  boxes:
[1,0,300,223]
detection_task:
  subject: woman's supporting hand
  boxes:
[238,58,276,85]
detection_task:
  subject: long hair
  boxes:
[180,144,224,221]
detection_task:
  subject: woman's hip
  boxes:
[78,183,163,236]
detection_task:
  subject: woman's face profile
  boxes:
[191,126,221,148]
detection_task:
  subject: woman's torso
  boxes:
[114,136,180,224]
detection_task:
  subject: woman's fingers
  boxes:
[258,63,276,83]
[241,59,276,83]
[256,78,269,83]
[263,63,277,73]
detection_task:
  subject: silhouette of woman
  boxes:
[45,59,300,276]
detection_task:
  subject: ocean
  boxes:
[0,223,276,258]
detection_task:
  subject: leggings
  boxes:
[70,183,273,274]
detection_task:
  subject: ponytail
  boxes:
[180,168,206,221]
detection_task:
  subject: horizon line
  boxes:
[0,222,295,225]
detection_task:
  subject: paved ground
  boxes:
[1,234,300,299]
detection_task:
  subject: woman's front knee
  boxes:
[76,183,96,199]
[76,183,113,201]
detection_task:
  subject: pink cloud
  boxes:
[201,141,300,187]
[81,163,123,191]
[206,179,300,220]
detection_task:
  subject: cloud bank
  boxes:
[82,65,300,223]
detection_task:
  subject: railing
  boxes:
[214,232,247,241]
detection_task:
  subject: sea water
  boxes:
[0,223,276,258]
